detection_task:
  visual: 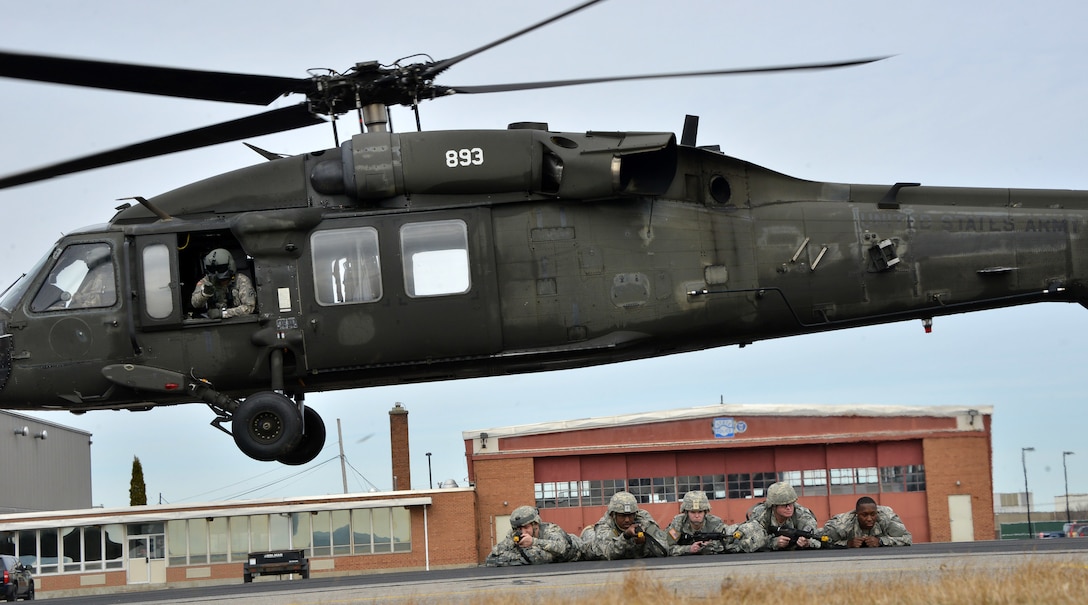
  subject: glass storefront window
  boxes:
[269,514,290,551]
[167,521,187,566]
[249,516,269,553]
[331,510,351,556]
[372,508,393,554]
[291,513,311,554]
[229,517,249,562]
[391,507,411,553]
[208,518,229,563]
[187,519,208,565]
[311,511,331,557]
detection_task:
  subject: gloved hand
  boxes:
[207,308,223,319]
[202,283,215,297]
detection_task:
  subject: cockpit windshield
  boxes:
[0,249,51,314]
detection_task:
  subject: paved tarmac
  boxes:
[39,538,1088,604]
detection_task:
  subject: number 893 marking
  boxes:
[445,148,484,167]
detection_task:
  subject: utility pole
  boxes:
[338,418,348,494]
[1063,451,1075,526]
[1022,446,1035,539]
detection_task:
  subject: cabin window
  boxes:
[400,220,470,297]
[311,227,382,305]
[29,242,117,312]
[141,244,174,319]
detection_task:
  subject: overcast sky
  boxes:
[1,0,1085,513]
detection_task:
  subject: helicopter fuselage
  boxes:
[0,125,1084,460]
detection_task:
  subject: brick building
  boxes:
[464,403,994,556]
[1,402,995,597]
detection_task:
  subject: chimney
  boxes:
[389,402,410,491]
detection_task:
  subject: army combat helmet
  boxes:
[680,490,711,512]
[509,505,541,529]
[607,491,639,514]
[202,248,236,281]
[765,482,798,506]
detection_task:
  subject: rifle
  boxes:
[675,530,741,546]
[773,526,830,548]
[626,524,669,557]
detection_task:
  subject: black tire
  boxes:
[277,407,326,466]
[24,582,33,601]
[232,392,303,461]
[243,573,252,583]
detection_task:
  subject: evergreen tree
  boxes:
[130,456,148,506]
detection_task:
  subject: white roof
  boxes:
[463,403,992,439]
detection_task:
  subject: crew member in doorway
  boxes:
[191,248,256,319]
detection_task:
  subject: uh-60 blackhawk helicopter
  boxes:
[0,0,1085,465]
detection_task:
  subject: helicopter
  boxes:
[0,0,1086,467]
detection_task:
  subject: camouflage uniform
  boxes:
[745,482,822,551]
[725,518,770,553]
[665,512,736,556]
[191,273,256,319]
[822,505,912,547]
[484,522,583,566]
[580,492,669,560]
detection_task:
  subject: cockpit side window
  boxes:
[29,243,116,312]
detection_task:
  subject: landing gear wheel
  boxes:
[232,391,303,461]
[277,406,326,466]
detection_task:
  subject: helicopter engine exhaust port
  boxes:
[232,391,304,462]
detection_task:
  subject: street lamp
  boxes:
[426,452,433,489]
[1022,447,1035,539]
[1063,451,1075,526]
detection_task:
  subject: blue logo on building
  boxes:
[713,417,747,438]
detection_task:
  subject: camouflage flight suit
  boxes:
[746,501,822,550]
[483,522,582,566]
[580,510,669,560]
[821,505,913,547]
[69,262,116,309]
[665,512,737,556]
[191,273,256,319]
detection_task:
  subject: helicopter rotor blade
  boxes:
[440,56,891,95]
[0,50,311,105]
[0,104,324,190]
[422,0,607,79]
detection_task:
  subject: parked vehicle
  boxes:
[1063,522,1088,537]
[0,554,33,601]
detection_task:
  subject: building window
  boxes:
[391,507,411,553]
[801,469,828,496]
[728,472,774,499]
[880,465,926,492]
[311,511,331,557]
[628,477,677,504]
[229,517,249,562]
[208,517,229,563]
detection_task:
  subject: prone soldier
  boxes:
[483,505,582,566]
[742,482,822,550]
[666,490,736,555]
[821,496,912,548]
[580,491,668,560]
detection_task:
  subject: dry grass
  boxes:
[457,560,1088,605]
